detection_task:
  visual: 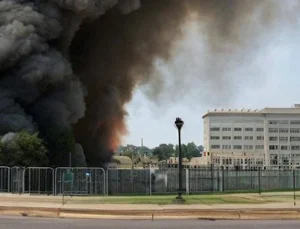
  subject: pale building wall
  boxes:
[203,105,300,169]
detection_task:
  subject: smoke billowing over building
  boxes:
[0,0,298,166]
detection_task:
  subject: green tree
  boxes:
[152,144,175,161]
[175,142,200,160]
[0,132,48,167]
[138,146,152,156]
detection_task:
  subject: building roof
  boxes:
[202,104,300,118]
[111,156,132,165]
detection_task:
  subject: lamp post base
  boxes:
[172,194,186,204]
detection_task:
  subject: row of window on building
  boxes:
[211,144,300,150]
[210,127,300,133]
[212,158,264,165]
[269,120,300,124]
[210,136,264,140]
[210,127,263,131]
[211,145,264,150]
[210,136,300,141]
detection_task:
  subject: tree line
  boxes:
[0,131,203,167]
[118,143,203,161]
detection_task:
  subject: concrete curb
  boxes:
[1,206,300,220]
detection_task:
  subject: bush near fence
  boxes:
[0,166,299,196]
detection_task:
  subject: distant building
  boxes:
[159,157,190,169]
[108,156,132,169]
[202,104,300,170]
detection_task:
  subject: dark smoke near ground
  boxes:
[0,0,298,166]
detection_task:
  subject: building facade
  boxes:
[202,105,300,170]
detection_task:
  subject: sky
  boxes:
[123,10,300,149]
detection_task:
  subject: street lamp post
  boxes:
[174,117,185,202]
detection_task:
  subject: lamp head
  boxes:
[175,117,184,130]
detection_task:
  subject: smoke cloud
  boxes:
[0,0,298,166]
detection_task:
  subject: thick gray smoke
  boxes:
[0,0,298,166]
[0,0,141,166]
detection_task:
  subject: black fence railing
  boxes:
[0,166,299,195]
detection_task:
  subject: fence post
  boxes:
[293,169,296,206]
[8,167,10,193]
[258,167,261,195]
[211,164,214,192]
[106,169,109,196]
[222,167,225,192]
[186,169,189,195]
[54,168,58,196]
[21,168,25,194]
[103,169,106,196]
[28,168,31,195]
[149,169,152,196]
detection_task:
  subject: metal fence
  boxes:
[10,167,24,194]
[55,167,105,196]
[23,167,54,195]
[107,168,150,195]
[151,168,187,194]
[189,167,218,193]
[0,166,10,192]
[0,166,300,195]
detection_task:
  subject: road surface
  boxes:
[0,216,299,229]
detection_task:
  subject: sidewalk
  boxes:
[0,193,299,220]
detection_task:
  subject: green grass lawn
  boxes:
[67,194,274,205]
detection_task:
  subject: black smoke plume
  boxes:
[0,0,297,166]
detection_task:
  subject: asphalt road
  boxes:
[0,216,299,229]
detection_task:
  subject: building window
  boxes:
[279,128,289,133]
[279,120,289,124]
[210,127,220,131]
[245,128,253,131]
[234,136,242,140]
[244,145,254,150]
[290,137,300,141]
[269,136,278,141]
[234,128,242,131]
[257,136,264,140]
[269,128,278,133]
[269,120,278,124]
[244,136,253,140]
[269,145,278,150]
[210,136,220,140]
[290,128,300,133]
[222,127,231,131]
[222,136,231,140]
[211,145,220,149]
[279,137,288,141]
[281,145,288,150]
[222,145,231,149]
[233,145,242,149]
[290,120,300,124]
[291,146,300,150]
[256,128,264,131]
[255,145,264,150]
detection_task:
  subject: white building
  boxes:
[202,104,300,170]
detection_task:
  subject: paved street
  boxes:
[0,216,299,229]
